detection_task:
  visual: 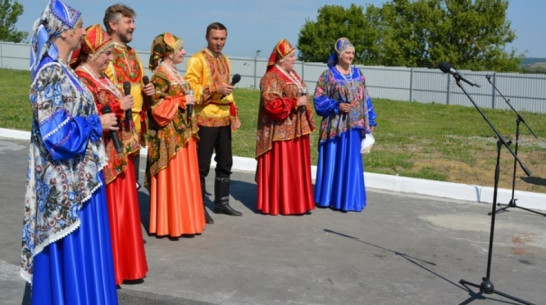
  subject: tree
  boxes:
[375,0,444,67]
[297,4,380,64]
[298,0,522,71]
[378,0,521,70]
[0,0,27,43]
[432,0,521,71]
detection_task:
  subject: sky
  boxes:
[14,0,546,59]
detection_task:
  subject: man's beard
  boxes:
[119,32,133,44]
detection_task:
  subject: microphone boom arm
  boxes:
[455,78,531,176]
[486,75,538,139]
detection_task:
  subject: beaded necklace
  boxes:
[160,61,187,87]
[275,64,302,90]
[335,65,359,103]
[80,64,123,99]
[336,64,353,81]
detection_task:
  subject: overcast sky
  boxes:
[15,0,546,58]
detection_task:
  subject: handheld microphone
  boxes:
[122,81,132,123]
[221,74,241,99]
[230,73,241,86]
[142,75,155,106]
[298,87,308,113]
[186,89,194,124]
[438,62,481,88]
[142,76,155,106]
[101,105,122,153]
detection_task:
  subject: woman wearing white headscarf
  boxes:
[313,37,377,212]
[23,1,118,304]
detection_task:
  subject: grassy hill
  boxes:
[521,57,546,66]
[521,58,546,73]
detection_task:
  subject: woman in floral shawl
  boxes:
[22,1,118,304]
[146,33,206,237]
[255,39,316,215]
[71,24,148,285]
[313,37,377,212]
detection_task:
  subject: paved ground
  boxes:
[1,137,545,305]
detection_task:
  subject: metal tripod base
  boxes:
[493,199,546,217]
[460,278,535,305]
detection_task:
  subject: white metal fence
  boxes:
[2,41,545,113]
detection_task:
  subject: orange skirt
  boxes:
[149,138,206,237]
[105,157,148,285]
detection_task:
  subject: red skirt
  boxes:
[105,157,148,285]
[149,138,206,237]
[256,136,315,215]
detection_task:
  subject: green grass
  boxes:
[0,69,32,130]
[2,69,546,192]
[234,89,546,192]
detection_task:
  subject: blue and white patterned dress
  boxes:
[313,66,377,212]
[21,54,118,305]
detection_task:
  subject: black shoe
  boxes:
[204,209,214,224]
[214,203,243,216]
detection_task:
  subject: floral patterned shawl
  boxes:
[255,65,315,158]
[313,66,377,143]
[76,70,140,184]
[145,63,197,189]
[21,55,107,283]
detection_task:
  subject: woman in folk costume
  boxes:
[71,24,148,285]
[22,1,118,304]
[313,37,377,212]
[255,39,316,215]
[146,33,206,237]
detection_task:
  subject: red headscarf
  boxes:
[70,24,114,68]
[266,38,295,71]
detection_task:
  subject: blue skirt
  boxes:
[31,174,118,305]
[314,129,366,212]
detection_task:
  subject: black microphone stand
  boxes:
[485,75,544,217]
[452,76,535,305]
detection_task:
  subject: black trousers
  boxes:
[133,154,140,184]
[197,125,233,199]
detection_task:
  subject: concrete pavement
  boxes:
[1,136,545,305]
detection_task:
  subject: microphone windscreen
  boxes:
[231,74,241,86]
[143,75,150,85]
[438,61,452,73]
[123,82,131,95]
[101,105,123,153]
[102,105,112,114]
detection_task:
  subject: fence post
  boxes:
[491,73,497,109]
[301,60,305,83]
[446,75,451,105]
[409,68,413,102]
[253,49,261,89]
